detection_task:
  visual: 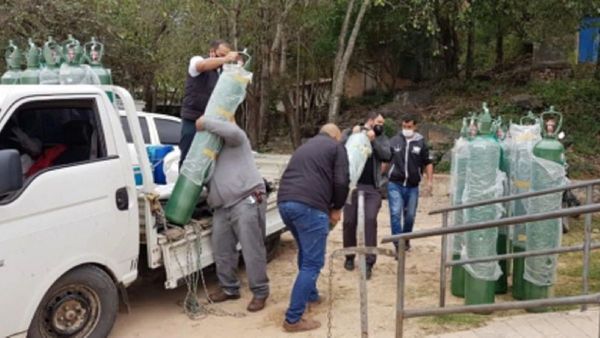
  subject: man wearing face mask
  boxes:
[387,113,433,252]
[178,39,239,168]
[341,112,391,279]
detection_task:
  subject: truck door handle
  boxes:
[116,187,129,210]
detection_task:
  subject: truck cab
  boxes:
[0,85,288,338]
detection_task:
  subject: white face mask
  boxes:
[402,129,414,138]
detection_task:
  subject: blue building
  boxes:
[578,17,600,63]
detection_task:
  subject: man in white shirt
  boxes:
[178,40,238,168]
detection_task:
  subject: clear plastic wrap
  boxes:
[449,137,469,256]
[461,136,505,281]
[524,157,566,286]
[59,64,101,84]
[345,132,372,190]
[180,64,252,186]
[507,123,542,246]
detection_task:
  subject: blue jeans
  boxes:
[278,201,328,324]
[387,182,419,246]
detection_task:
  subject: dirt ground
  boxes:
[110,175,453,338]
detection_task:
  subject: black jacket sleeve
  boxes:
[421,141,433,167]
[332,143,350,209]
[372,134,392,162]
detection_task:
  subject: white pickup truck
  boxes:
[0,85,289,338]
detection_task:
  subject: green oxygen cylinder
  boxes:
[1,40,22,84]
[40,36,62,84]
[450,117,469,298]
[165,51,253,225]
[463,103,502,307]
[84,37,114,101]
[20,38,42,84]
[523,107,565,312]
[59,34,87,84]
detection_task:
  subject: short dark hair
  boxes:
[402,113,418,124]
[210,39,231,50]
[367,111,382,121]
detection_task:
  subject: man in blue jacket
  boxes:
[387,114,433,251]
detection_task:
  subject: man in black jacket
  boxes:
[278,123,349,332]
[341,112,391,279]
[178,40,238,168]
[387,114,433,251]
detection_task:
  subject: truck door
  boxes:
[0,94,138,337]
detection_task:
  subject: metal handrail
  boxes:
[381,178,600,338]
[382,203,600,243]
[429,179,600,215]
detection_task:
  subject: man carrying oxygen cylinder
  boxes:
[341,112,391,279]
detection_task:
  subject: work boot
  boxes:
[247,295,268,312]
[283,317,322,332]
[208,289,240,303]
[344,258,355,271]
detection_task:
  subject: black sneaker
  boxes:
[344,258,355,271]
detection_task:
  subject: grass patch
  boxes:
[554,218,600,297]
[419,313,489,335]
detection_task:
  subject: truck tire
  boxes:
[27,265,118,338]
[265,232,282,263]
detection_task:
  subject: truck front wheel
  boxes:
[27,265,118,338]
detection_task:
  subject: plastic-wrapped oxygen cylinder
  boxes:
[345,132,372,190]
[40,36,62,84]
[20,39,41,84]
[507,114,542,300]
[1,40,22,84]
[165,61,253,225]
[462,104,504,305]
[59,34,100,85]
[449,118,469,297]
[84,37,114,101]
[523,107,566,309]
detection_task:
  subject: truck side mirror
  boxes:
[0,149,23,196]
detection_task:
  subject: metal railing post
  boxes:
[439,211,449,307]
[357,190,369,337]
[396,240,407,338]
[582,185,593,311]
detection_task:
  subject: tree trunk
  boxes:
[257,44,270,148]
[282,93,301,148]
[328,0,370,123]
[466,19,475,79]
[333,0,356,80]
[496,30,504,69]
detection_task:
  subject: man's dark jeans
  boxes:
[343,184,382,266]
[278,201,328,324]
[178,118,196,169]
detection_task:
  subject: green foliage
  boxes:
[383,117,398,138]
[530,78,600,157]
[435,160,451,173]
